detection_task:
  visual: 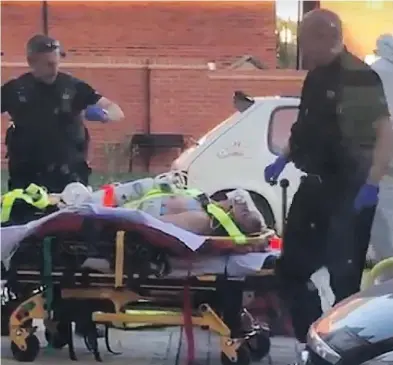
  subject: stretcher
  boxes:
[1,204,280,365]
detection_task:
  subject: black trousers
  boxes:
[277,175,376,342]
[8,161,91,193]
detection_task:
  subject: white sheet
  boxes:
[0,204,206,269]
[1,204,276,276]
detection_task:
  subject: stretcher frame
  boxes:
[5,230,277,365]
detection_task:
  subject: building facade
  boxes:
[1,1,304,172]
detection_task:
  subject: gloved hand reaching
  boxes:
[354,183,379,211]
[84,105,109,122]
[264,155,288,183]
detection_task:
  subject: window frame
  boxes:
[267,105,299,156]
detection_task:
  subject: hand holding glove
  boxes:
[264,155,288,183]
[84,105,109,122]
[354,183,379,211]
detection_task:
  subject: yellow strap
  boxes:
[183,188,246,244]
[1,190,33,223]
[124,186,200,209]
[182,188,203,197]
[123,189,173,209]
[24,184,50,209]
[207,203,247,244]
[1,185,51,223]
[123,185,246,244]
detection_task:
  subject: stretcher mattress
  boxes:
[80,253,279,277]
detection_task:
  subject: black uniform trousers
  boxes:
[8,161,91,193]
[277,174,376,342]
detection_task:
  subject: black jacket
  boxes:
[289,49,389,178]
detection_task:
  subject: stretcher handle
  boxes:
[280,179,289,233]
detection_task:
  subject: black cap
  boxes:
[26,34,60,55]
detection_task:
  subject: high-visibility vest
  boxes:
[125,187,247,244]
[1,184,51,223]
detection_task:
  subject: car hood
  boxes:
[313,280,393,361]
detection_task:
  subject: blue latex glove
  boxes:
[354,183,379,211]
[264,155,288,183]
[84,105,109,122]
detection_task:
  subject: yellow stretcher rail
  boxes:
[115,231,125,288]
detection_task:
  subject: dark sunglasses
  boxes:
[35,40,60,53]
[32,40,66,57]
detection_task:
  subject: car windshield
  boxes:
[197,112,240,145]
[197,91,255,145]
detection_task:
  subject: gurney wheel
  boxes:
[220,344,250,365]
[11,335,40,362]
[247,332,270,361]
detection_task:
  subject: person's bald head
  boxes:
[299,9,344,69]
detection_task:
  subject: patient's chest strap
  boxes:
[184,189,247,244]
[124,186,247,244]
[124,189,173,210]
[205,204,247,244]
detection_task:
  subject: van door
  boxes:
[267,106,303,202]
[187,103,266,193]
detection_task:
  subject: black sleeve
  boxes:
[1,80,15,114]
[292,70,314,126]
[341,68,390,123]
[364,71,390,121]
[73,78,102,112]
[288,71,314,156]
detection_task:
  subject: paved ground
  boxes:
[1,322,296,365]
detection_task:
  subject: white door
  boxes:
[267,106,303,213]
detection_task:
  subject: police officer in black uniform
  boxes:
[1,34,124,193]
[264,10,393,344]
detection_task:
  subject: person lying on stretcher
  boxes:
[122,184,265,239]
[1,177,265,240]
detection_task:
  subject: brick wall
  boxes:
[1,63,304,172]
[1,1,305,173]
[2,1,277,67]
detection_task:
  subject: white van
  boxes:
[171,93,304,234]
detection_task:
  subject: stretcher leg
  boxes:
[91,302,255,364]
[7,227,274,365]
[67,321,77,361]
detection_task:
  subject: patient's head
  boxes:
[232,208,263,235]
[216,190,264,234]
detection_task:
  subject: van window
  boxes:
[268,107,298,155]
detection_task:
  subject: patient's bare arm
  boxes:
[159,211,212,235]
